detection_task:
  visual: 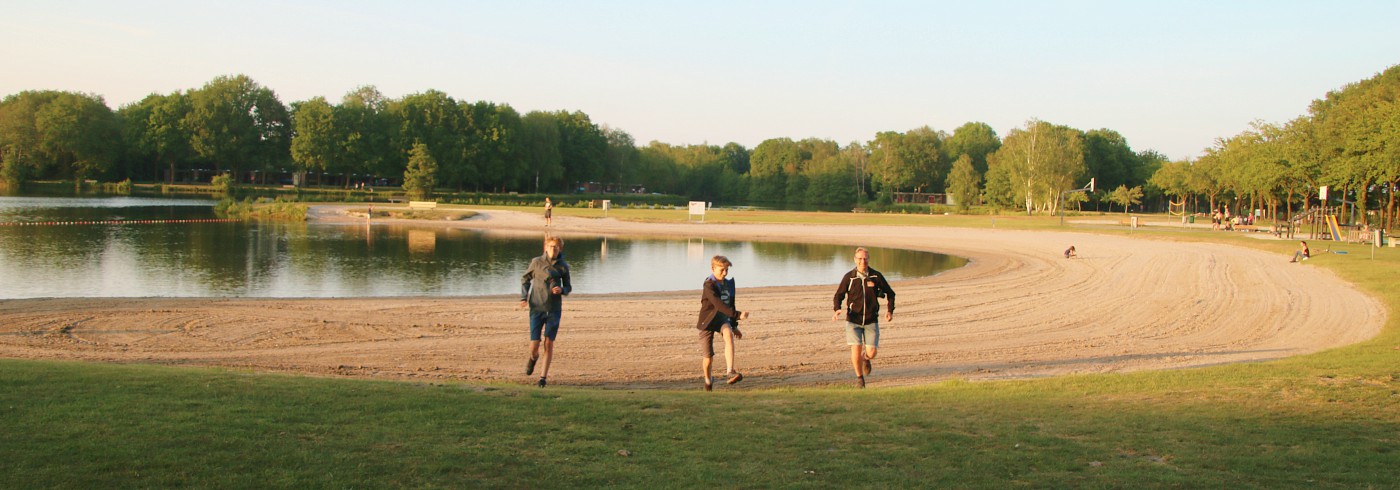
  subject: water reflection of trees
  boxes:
[748,241,964,279]
[1,214,965,298]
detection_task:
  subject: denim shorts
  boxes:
[529,310,562,341]
[845,321,879,347]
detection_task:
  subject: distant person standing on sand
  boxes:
[544,197,553,227]
[832,247,896,389]
[520,236,571,387]
[696,255,751,391]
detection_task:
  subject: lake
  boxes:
[0,196,966,298]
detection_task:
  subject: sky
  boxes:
[3,0,1398,161]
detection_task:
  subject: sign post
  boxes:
[688,201,706,223]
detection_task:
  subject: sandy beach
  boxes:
[0,207,1385,389]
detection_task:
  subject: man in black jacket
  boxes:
[832,247,895,388]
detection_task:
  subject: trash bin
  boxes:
[1187,215,1195,224]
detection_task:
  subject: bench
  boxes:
[408,201,438,210]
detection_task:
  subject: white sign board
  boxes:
[688,201,706,222]
[1319,185,1328,202]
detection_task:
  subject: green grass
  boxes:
[365,207,478,221]
[213,198,308,222]
[3,209,1399,488]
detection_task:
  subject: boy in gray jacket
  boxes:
[520,236,571,387]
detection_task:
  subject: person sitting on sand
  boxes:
[1290,240,1310,263]
[1064,246,1077,259]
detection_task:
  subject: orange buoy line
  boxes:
[0,218,239,227]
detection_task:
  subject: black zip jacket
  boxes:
[833,267,895,325]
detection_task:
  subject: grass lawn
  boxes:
[3,209,1397,488]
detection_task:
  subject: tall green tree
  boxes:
[986,119,1085,214]
[1106,185,1144,214]
[120,91,193,183]
[517,111,563,193]
[748,138,800,202]
[1081,129,1134,197]
[290,96,339,187]
[1148,160,1193,211]
[946,154,981,211]
[390,90,469,191]
[339,86,398,186]
[463,101,520,192]
[35,91,122,182]
[800,141,856,206]
[944,122,1000,177]
[634,141,684,195]
[603,125,638,190]
[555,110,607,191]
[0,91,51,185]
[868,126,945,193]
[0,90,121,184]
[184,75,291,182]
[721,142,750,175]
[402,142,437,200]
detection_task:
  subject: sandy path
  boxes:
[0,207,1385,389]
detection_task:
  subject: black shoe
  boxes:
[863,359,872,376]
[857,376,865,389]
[537,377,547,388]
[704,379,713,391]
[526,356,538,375]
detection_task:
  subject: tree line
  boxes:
[1150,65,1399,229]
[0,74,1164,210]
[3,68,1394,225]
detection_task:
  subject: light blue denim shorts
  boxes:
[845,321,879,347]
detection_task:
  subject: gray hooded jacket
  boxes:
[520,253,571,313]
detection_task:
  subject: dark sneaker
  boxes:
[526,357,537,375]
[537,377,547,388]
[856,376,865,389]
[726,372,744,385]
[863,359,872,376]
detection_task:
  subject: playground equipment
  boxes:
[1168,199,1187,217]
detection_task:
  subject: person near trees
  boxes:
[544,197,553,226]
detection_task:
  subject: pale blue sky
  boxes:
[3,0,1397,160]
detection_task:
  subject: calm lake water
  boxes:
[0,196,966,298]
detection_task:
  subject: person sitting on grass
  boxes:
[1290,240,1310,263]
